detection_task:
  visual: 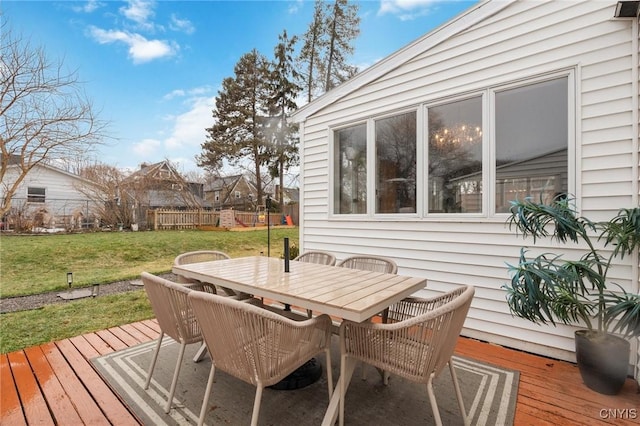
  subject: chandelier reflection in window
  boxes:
[431,124,482,148]
[429,122,483,213]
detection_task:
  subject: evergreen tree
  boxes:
[296,0,326,103]
[323,0,360,91]
[266,30,301,212]
[198,49,271,204]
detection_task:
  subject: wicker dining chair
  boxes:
[294,250,337,266]
[141,272,202,413]
[336,255,398,274]
[188,291,334,426]
[338,285,475,426]
[337,254,398,322]
[291,250,336,316]
[173,250,238,296]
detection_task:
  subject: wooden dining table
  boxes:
[172,255,427,425]
[172,255,426,323]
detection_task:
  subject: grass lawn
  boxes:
[0,227,298,353]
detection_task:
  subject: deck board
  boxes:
[23,345,84,425]
[0,354,27,425]
[7,350,54,425]
[39,341,111,425]
[1,320,639,425]
[55,339,140,425]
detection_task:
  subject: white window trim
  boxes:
[326,68,576,221]
[423,91,486,219]
[27,187,46,203]
[488,69,576,216]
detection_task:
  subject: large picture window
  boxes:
[427,96,483,213]
[376,111,417,214]
[495,77,568,212]
[330,72,571,218]
[334,124,367,214]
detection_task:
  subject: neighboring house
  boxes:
[125,161,210,210]
[290,0,639,366]
[1,160,104,230]
[204,174,258,211]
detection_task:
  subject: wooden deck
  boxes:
[1,319,638,425]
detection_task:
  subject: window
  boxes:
[376,112,417,213]
[334,123,367,214]
[235,191,241,199]
[427,96,483,213]
[494,77,568,212]
[329,72,571,218]
[27,187,46,203]
[214,191,220,202]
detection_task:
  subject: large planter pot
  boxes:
[575,330,630,395]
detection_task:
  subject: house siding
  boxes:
[2,165,102,227]
[297,1,638,363]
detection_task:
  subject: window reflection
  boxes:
[334,124,367,214]
[376,112,417,214]
[495,77,568,212]
[428,96,483,213]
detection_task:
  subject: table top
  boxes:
[172,256,426,323]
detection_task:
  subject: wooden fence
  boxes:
[146,209,287,230]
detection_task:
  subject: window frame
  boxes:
[373,108,420,217]
[423,92,486,218]
[327,69,575,220]
[488,70,575,216]
[27,187,46,203]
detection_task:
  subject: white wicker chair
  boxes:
[291,250,336,316]
[336,255,398,274]
[173,250,237,296]
[188,291,334,426]
[141,272,202,413]
[337,254,398,324]
[338,285,475,426]
[294,250,337,266]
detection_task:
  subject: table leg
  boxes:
[322,357,356,426]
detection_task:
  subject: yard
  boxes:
[0,227,299,353]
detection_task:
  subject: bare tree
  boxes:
[0,22,107,217]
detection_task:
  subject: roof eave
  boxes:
[289,0,515,124]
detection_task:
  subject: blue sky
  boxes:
[3,0,476,177]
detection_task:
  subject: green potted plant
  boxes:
[504,196,640,395]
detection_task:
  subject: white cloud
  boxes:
[169,14,195,34]
[72,0,103,13]
[133,138,161,156]
[163,95,215,151]
[88,26,177,63]
[287,0,304,14]
[163,89,186,100]
[378,0,437,20]
[162,85,213,100]
[120,0,156,29]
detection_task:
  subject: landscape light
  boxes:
[67,272,73,288]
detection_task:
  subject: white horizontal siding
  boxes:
[299,0,638,363]
[3,165,102,219]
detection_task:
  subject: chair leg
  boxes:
[198,363,216,426]
[164,341,187,413]
[193,342,208,363]
[426,374,443,426]
[144,333,164,389]
[324,348,333,398]
[338,355,356,426]
[449,360,469,426]
[250,385,264,426]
